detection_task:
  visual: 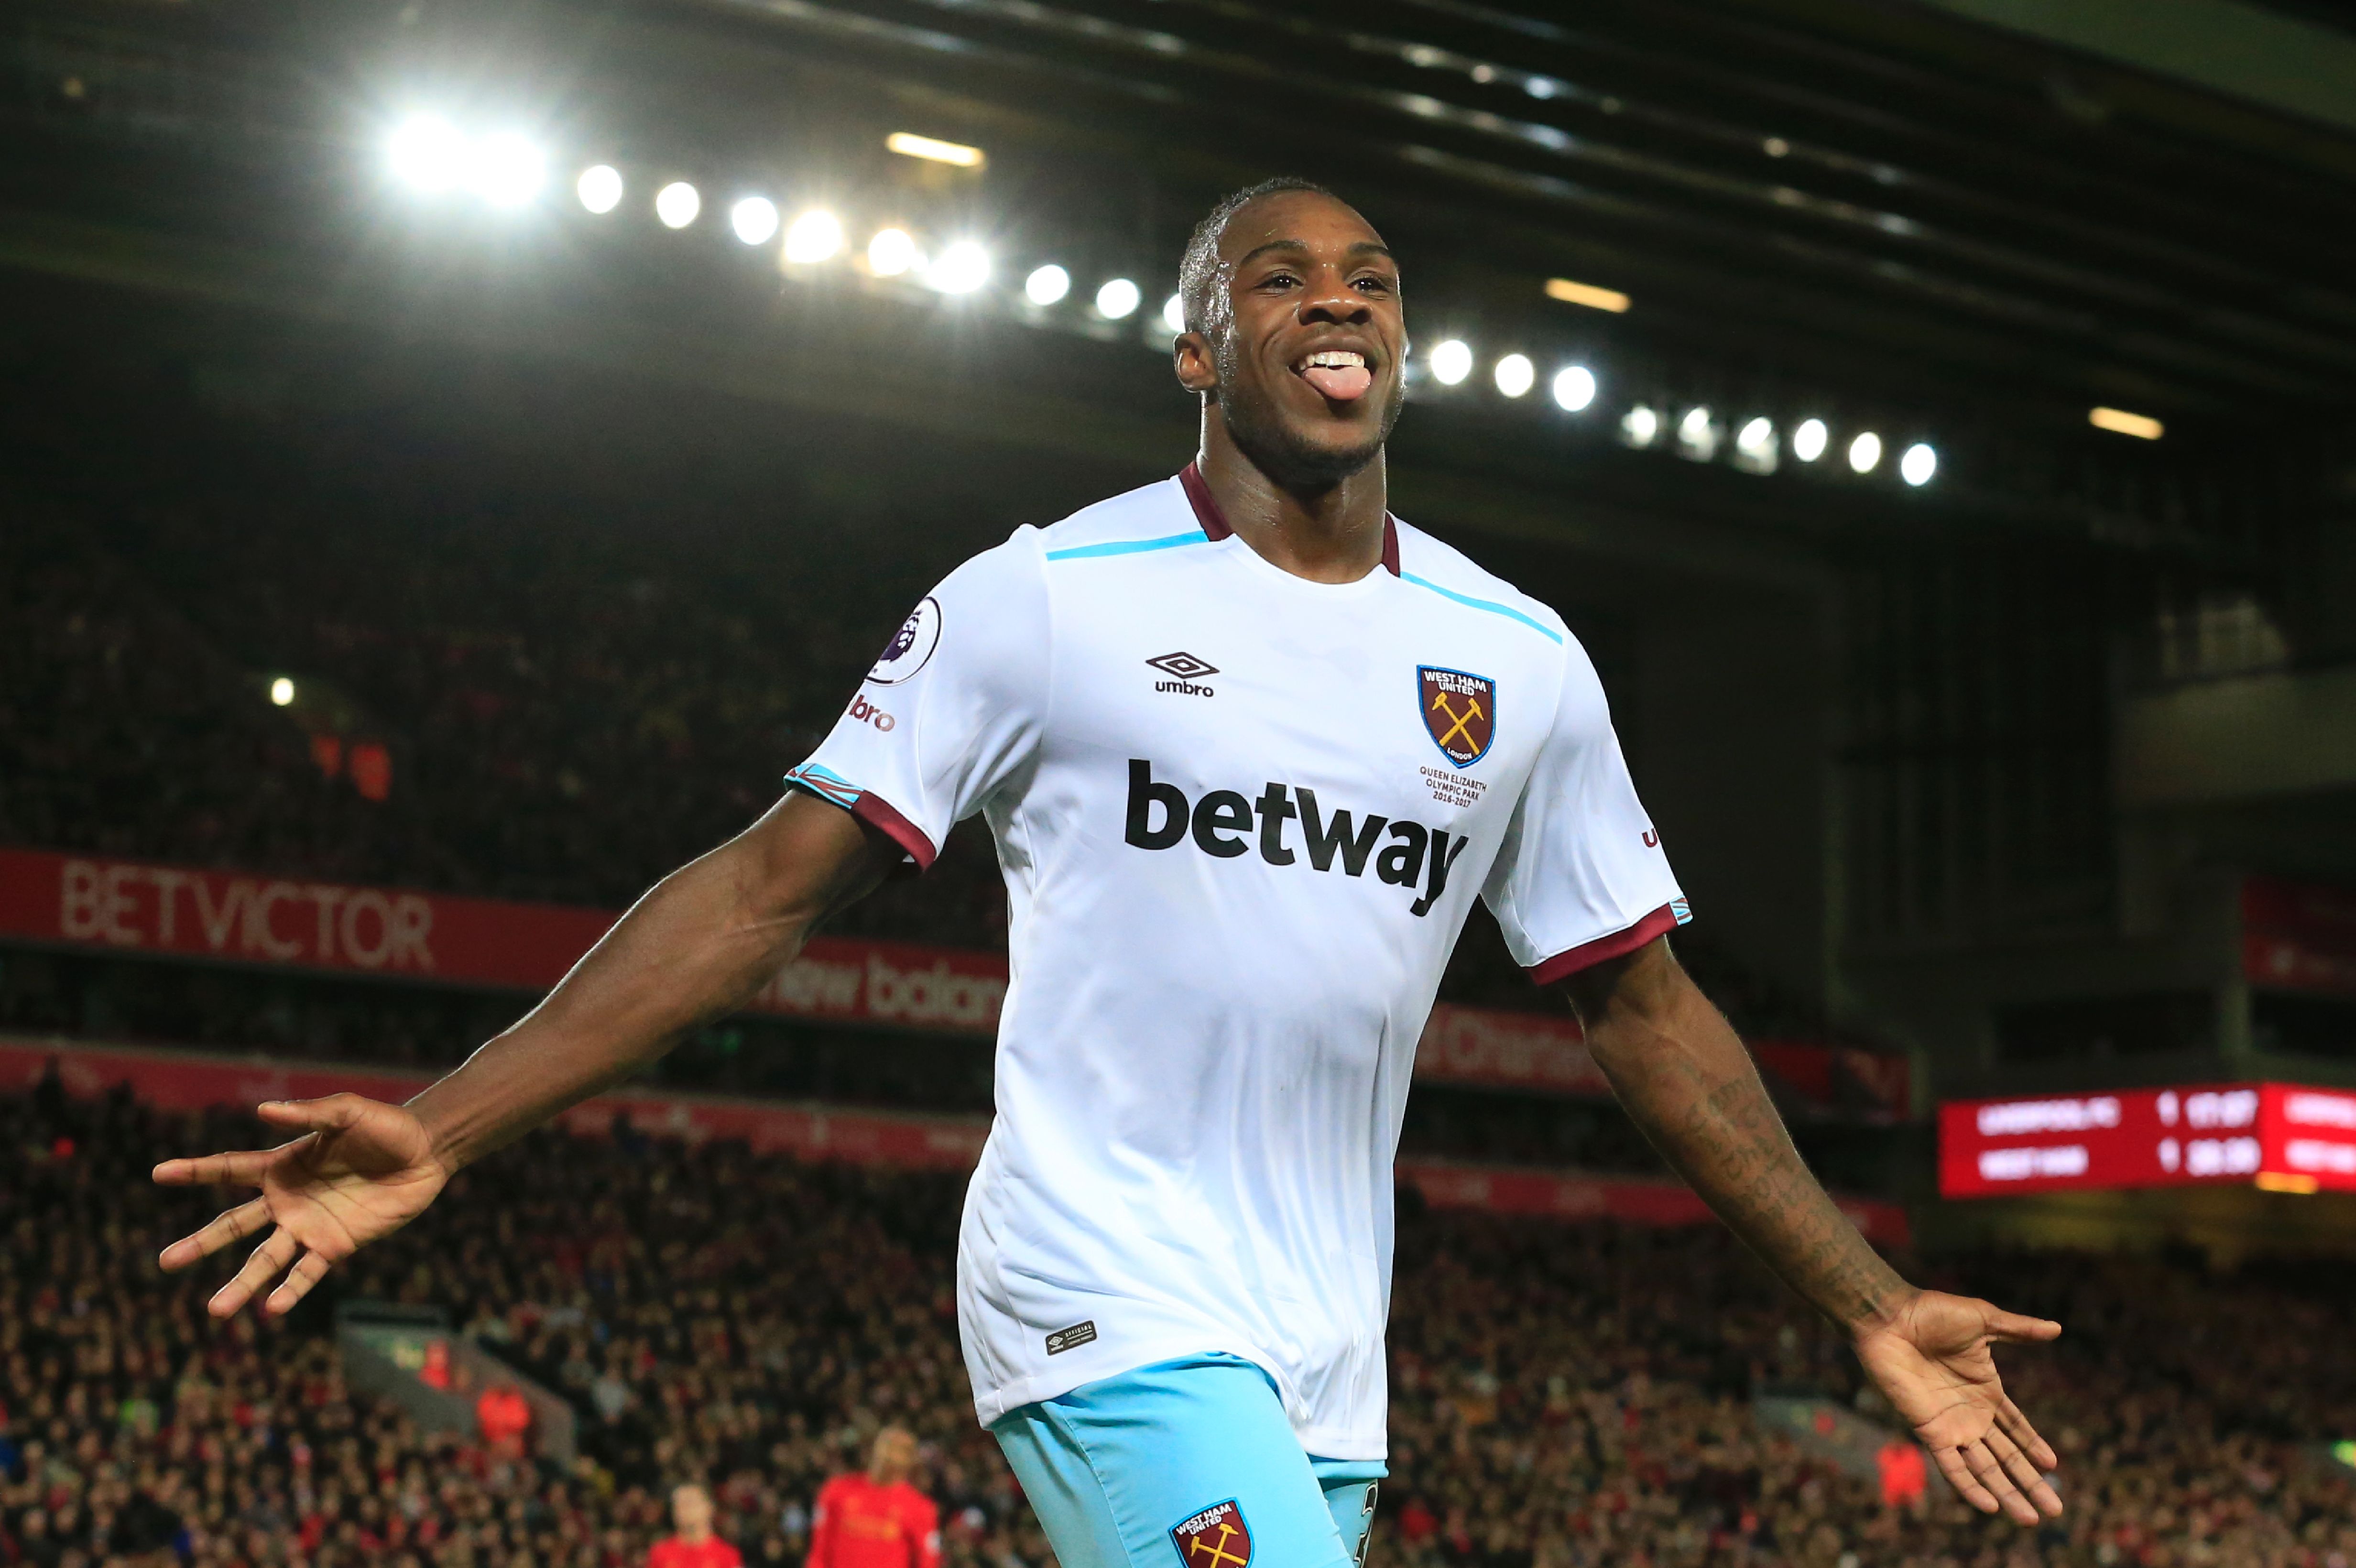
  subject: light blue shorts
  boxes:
[991,1353,1385,1568]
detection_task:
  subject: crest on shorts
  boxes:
[1418,666,1495,768]
[1171,1501,1252,1568]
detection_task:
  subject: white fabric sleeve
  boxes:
[785,529,1048,867]
[1482,636,1688,983]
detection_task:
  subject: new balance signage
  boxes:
[0,1037,1907,1245]
[0,848,1902,1114]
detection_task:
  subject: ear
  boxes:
[1173,330,1219,395]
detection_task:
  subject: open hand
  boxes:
[154,1094,450,1318]
[1854,1289,2063,1524]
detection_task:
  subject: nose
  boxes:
[1298,265,1372,326]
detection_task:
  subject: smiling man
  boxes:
[156,179,2065,1568]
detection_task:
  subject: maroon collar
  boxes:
[1178,463,1399,577]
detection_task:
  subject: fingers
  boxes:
[153,1149,276,1188]
[1947,1437,2045,1525]
[1981,1303,2062,1343]
[209,1228,300,1319]
[1996,1394,2061,1473]
[265,1250,336,1317]
[1985,1426,2064,1519]
[1931,1444,2000,1516]
[155,1096,371,1187]
[256,1093,374,1132]
[158,1198,271,1272]
[1961,1438,2038,1524]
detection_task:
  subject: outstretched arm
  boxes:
[1567,937,2063,1524]
[155,792,896,1317]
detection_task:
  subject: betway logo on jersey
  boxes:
[1123,760,1468,918]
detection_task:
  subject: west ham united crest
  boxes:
[1419,665,1495,767]
[1171,1501,1252,1568]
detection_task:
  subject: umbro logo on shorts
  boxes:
[1124,760,1469,918]
[1171,1501,1252,1568]
[1147,651,1218,697]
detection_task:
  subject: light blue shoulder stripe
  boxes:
[1043,529,1210,561]
[1401,572,1564,643]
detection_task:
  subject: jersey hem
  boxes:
[971,1336,1384,1458]
[1294,1426,1390,1464]
[1526,901,1683,985]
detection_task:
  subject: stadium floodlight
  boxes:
[928,240,991,294]
[1494,354,1535,398]
[1428,339,1473,386]
[1848,430,1883,473]
[468,132,545,207]
[1791,417,1829,462]
[2090,406,2163,440]
[1543,277,1631,314]
[886,131,985,169]
[1024,264,1071,306]
[387,114,466,193]
[1095,278,1142,320]
[782,210,843,264]
[730,196,780,246]
[1900,442,1938,486]
[1095,278,1143,320]
[1162,293,1186,334]
[576,165,623,215]
[1732,416,1778,475]
[1550,365,1597,412]
[867,227,919,276]
[1620,404,1661,447]
[654,181,700,229]
[1676,405,1720,461]
[269,677,296,707]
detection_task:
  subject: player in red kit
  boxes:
[650,1485,742,1568]
[807,1429,938,1568]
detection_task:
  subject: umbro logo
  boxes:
[1147,651,1218,697]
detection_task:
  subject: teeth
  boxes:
[1301,350,1366,369]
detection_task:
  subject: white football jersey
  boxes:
[789,468,1686,1459]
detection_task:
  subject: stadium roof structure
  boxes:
[0,0,2350,580]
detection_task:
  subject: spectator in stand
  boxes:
[1876,1435,1929,1511]
[11,1083,2356,1568]
[477,1379,534,1462]
[651,1484,742,1568]
[0,466,1851,1055]
[807,1429,938,1568]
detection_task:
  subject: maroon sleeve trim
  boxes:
[850,792,938,872]
[1526,903,1681,986]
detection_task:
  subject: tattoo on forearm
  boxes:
[1603,1015,1904,1328]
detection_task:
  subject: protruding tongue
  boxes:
[1302,363,1373,401]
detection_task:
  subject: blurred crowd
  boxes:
[0,477,997,950]
[6,1082,2353,1568]
[0,478,1838,1051]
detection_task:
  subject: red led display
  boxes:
[1938,1082,2356,1198]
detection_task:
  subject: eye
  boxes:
[1258,269,1302,290]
